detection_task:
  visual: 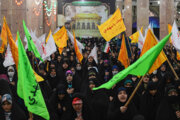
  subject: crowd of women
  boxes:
[0,37,180,120]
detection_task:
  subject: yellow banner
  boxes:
[0,44,5,53]
[98,8,126,42]
[140,29,167,74]
[73,32,83,63]
[177,51,180,61]
[4,17,19,69]
[46,30,51,44]
[0,43,5,53]
[118,34,130,68]
[168,24,172,44]
[130,27,143,43]
[53,26,68,54]
[1,17,8,46]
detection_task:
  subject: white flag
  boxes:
[24,29,44,56]
[88,45,98,64]
[3,45,15,67]
[24,28,35,49]
[38,34,46,45]
[138,29,145,51]
[31,32,45,56]
[67,30,84,53]
[171,21,180,53]
[42,31,56,61]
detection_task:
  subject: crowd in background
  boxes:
[0,35,180,120]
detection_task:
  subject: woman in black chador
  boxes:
[156,85,180,120]
[108,87,137,120]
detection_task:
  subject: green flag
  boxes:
[93,33,172,90]
[17,31,49,120]
[23,20,43,62]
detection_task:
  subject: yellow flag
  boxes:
[4,18,44,82]
[0,43,5,53]
[168,24,172,44]
[130,27,143,43]
[4,17,19,69]
[118,34,130,68]
[34,71,44,82]
[177,51,180,61]
[73,31,83,63]
[140,29,167,74]
[98,8,126,42]
[0,44,5,53]
[15,34,18,42]
[45,30,51,44]
[0,17,8,53]
[53,26,68,54]
[1,17,8,46]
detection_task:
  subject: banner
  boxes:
[98,8,126,41]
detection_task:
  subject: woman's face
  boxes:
[70,56,74,61]
[66,74,73,82]
[160,65,166,72]
[88,56,93,63]
[152,76,158,82]
[143,76,149,83]
[62,63,68,69]
[2,101,12,112]
[72,103,83,112]
[118,91,127,103]
[51,53,55,59]
[50,69,56,77]
[149,89,157,96]
[58,94,65,100]
[89,83,95,90]
[57,56,62,62]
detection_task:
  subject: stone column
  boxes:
[1,0,13,36]
[26,0,43,37]
[137,0,149,34]
[0,0,1,24]
[43,0,57,34]
[51,0,57,32]
[116,0,123,11]
[160,0,174,40]
[124,0,132,36]
[1,0,44,39]
[11,0,26,38]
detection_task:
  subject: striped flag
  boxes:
[103,42,110,53]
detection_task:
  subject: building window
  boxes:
[97,21,100,25]
[92,22,95,29]
[82,23,85,29]
[87,22,90,29]
[73,24,76,29]
[77,22,80,29]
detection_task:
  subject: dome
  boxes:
[72,1,102,6]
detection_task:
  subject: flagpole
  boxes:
[164,45,179,80]
[29,112,33,120]
[127,37,133,56]
[124,32,133,57]
[166,58,179,80]
[164,44,179,80]
[32,54,35,70]
[124,75,145,107]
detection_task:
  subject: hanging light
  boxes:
[15,0,24,6]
